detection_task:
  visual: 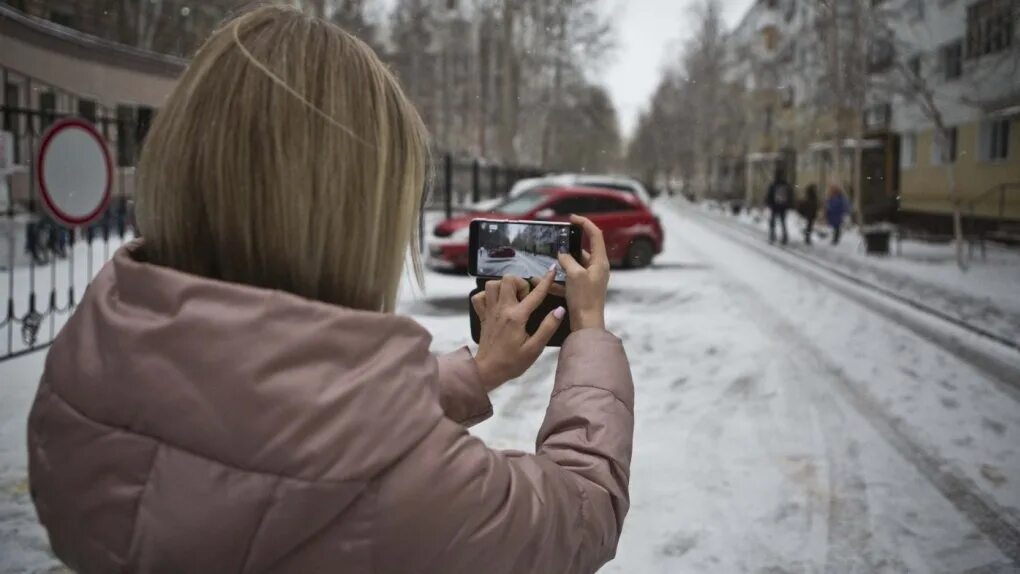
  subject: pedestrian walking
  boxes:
[26,6,633,574]
[826,184,851,245]
[766,170,794,245]
[800,184,820,245]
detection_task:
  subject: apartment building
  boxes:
[883,0,1020,228]
[719,0,1019,228]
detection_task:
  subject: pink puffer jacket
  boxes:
[27,242,634,573]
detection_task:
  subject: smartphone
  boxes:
[468,219,582,282]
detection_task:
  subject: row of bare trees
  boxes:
[294,0,627,170]
[46,0,622,171]
[627,1,738,197]
[630,0,1019,267]
[380,0,621,170]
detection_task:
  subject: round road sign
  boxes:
[36,118,113,227]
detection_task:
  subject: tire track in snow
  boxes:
[677,240,889,571]
[696,207,1020,402]
[680,205,1020,565]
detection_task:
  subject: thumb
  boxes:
[524,306,566,354]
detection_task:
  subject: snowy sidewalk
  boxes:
[704,202,1020,346]
[2,201,1019,572]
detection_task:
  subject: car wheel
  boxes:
[625,238,654,269]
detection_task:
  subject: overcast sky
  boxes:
[374,0,755,139]
[605,0,754,138]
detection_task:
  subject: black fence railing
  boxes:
[1,102,139,363]
[0,99,545,364]
[427,153,545,218]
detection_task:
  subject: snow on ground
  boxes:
[477,249,562,281]
[1,232,134,358]
[717,202,1020,344]
[2,202,1020,572]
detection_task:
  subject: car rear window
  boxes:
[492,190,547,215]
[581,183,637,195]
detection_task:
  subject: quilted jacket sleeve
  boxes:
[375,329,634,574]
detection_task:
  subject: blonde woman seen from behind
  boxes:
[26,5,634,574]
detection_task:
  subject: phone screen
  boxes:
[471,220,576,281]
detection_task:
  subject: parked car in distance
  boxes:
[487,246,516,259]
[429,186,664,272]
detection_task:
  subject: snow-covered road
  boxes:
[1,200,1018,572]
[477,249,562,281]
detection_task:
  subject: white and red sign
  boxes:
[36,118,112,227]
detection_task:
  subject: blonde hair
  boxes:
[135,4,428,312]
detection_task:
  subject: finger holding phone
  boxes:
[471,214,610,390]
[472,269,565,392]
[557,214,610,332]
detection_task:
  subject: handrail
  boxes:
[967,182,1020,221]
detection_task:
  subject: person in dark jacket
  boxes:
[800,184,820,245]
[765,171,794,245]
[826,185,851,245]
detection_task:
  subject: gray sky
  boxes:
[605,0,754,138]
[375,0,755,139]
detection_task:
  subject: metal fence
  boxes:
[426,153,545,218]
[1,101,139,363]
[1,97,544,363]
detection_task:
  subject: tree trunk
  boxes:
[498,0,518,164]
[540,8,567,168]
[950,162,966,271]
[851,0,866,227]
[852,117,865,226]
[930,114,967,270]
[141,0,164,51]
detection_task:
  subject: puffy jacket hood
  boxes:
[43,241,445,483]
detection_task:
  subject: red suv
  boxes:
[428,186,664,272]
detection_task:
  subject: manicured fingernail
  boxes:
[549,263,557,272]
[554,306,566,319]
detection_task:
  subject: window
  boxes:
[907,55,921,78]
[116,105,137,167]
[585,197,633,214]
[3,83,20,132]
[137,106,155,144]
[864,103,890,130]
[78,99,97,123]
[582,182,638,196]
[979,119,1011,161]
[762,26,778,52]
[48,8,74,28]
[868,39,894,73]
[492,191,548,216]
[39,91,57,130]
[967,0,1013,58]
[942,41,963,80]
[908,0,924,20]
[550,197,594,215]
[900,133,917,168]
[780,86,794,108]
[932,127,958,165]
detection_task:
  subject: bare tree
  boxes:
[868,0,1020,269]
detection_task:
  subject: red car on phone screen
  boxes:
[428,186,664,272]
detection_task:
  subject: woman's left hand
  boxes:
[471,269,565,393]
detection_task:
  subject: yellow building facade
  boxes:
[900,120,1020,220]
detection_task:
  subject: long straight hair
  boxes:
[135,4,428,312]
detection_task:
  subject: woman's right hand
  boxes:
[558,214,610,332]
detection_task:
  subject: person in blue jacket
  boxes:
[826,185,850,245]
